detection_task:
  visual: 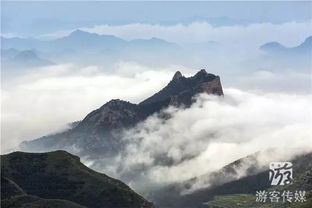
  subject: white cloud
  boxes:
[2,62,310,155]
[2,62,311,194]
[109,88,312,191]
[81,21,312,48]
[38,21,312,50]
[1,62,188,152]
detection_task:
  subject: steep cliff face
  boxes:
[20,69,224,157]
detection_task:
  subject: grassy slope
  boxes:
[1,150,154,208]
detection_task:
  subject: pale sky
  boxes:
[1,1,312,37]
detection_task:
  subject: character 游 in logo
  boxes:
[269,162,293,186]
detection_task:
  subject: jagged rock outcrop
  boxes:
[140,69,223,106]
[172,71,183,80]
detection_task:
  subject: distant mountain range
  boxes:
[260,36,312,56]
[1,151,154,208]
[2,32,311,70]
[1,30,179,52]
[1,30,181,67]
[259,36,311,70]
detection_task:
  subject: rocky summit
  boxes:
[139,69,223,107]
[20,69,223,157]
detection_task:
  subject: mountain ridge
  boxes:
[20,69,223,158]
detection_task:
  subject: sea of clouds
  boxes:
[1,19,311,194]
[1,63,181,152]
[98,88,312,191]
[2,61,311,152]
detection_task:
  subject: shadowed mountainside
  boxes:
[1,151,154,208]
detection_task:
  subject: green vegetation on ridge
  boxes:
[1,150,154,208]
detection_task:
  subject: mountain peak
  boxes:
[195,69,208,77]
[73,70,223,135]
[260,41,285,51]
[67,30,99,39]
[172,71,183,80]
[106,99,125,105]
[139,69,223,106]
[70,29,90,36]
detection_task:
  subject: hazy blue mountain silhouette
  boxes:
[1,30,179,53]
[259,36,311,70]
[1,30,181,66]
[2,49,54,69]
[260,36,312,55]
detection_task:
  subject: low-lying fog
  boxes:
[1,19,311,194]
